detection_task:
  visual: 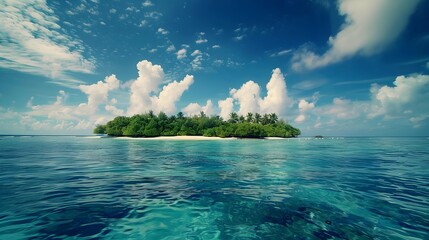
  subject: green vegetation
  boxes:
[94,111,301,138]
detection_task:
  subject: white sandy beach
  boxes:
[115,136,237,140]
[264,137,287,140]
[113,136,304,140]
[81,136,104,139]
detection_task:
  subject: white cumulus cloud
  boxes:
[183,100,214,117]
[105,105,124,116]
[307,74,429,132]
[218,98,234,120]
[28,74,122,125]
[128,60,164,115]
[260,68,293,115]
[319,98,366,120]
[298,99,315,112]
[230,81,261,116]
[157,28,168,35]
[190,50,204,70]
[295,99,315,123]
[292,0,421,71]
[166,45,176,52]
[153,75,194,115]
[191,50,201,56]
[369,74,429,124]
[143,0,154,7]
[128,60,194,116]
[195,32,208,44]
[229,68,293,116]
[79,74,120,113]
[196,39,208,44]
[177,48,187,59]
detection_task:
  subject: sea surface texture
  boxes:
[0,136,428,239]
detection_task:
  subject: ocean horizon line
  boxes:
[0,134,427,138]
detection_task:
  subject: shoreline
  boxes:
[115,136,237,140]
[113,136,301,140]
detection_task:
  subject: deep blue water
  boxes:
[0,136,428,239]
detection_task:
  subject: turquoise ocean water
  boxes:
[0,136,428,239]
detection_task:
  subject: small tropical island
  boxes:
[94,111,301,138]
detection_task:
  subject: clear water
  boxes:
[0,136,428,239]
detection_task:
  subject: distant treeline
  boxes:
[94,111,301,138]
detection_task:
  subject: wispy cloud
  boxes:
[270,49,292,57]
[143,0,154,7]
[166,45,176,52]
[157,28,169,35]
[138,20,148,27]
[126,6,140,13]
[0,0,95,87]
[176,48,187,59]
[195,32,208,44]
[396,56,429,66]
[234,35,246,41]
[196,39,208,44]
[144,11,162,19]
[292,0,421,71]
[233,26,248,41]
[333,76,392,86]
[292,79,328,90]
[190,50,203,70]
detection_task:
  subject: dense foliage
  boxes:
[94,111,301,138]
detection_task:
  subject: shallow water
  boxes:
[0,136,428,239]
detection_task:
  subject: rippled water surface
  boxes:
[0,136,428,239]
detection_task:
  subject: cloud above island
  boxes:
[128,60,195,116]
[183,100,214,117]
[1,59,429,135]
[219,68,293,118]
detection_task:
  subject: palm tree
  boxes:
[158,111,168,121]
[269,113,278,124]
[262,114,270,125]
[199,111,207,118]
[246,112,253,123]
[254,113,261,124]
[239,115,245,123]
[177,111,184,119]
[148,110,155,118]
[229,112,239,123]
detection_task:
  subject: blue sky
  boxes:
[1,0,429,136]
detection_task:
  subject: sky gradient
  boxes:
[1,0,429,136]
